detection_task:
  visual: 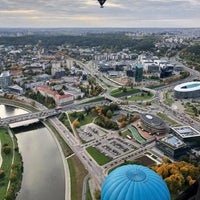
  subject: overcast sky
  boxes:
[0,0,199,28]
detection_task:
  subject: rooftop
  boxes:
[172,126,200,138]
[161,134,185,149]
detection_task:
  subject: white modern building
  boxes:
[174,82,200,99]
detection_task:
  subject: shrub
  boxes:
[3,146,12,154]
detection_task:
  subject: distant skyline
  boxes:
[0,0,200,28]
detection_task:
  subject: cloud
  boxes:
[0,10,37,14]
[0,0,199,27]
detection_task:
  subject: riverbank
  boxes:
[0,140,2,167]
[0,128,23,200]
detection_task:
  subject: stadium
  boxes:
[174,81,200,99]
[139,113,169,135]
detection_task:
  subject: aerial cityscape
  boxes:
[0,1,200,200]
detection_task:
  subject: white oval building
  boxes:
[174,81,200,99]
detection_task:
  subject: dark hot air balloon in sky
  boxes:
[98,0,107,8]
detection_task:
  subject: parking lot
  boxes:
[94,137,137,159]
[77,123,107,142]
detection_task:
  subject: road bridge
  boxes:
[0,109,61,126]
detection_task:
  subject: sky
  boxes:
[0,0,200,28]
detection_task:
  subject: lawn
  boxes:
[127,93,153,101]
[0,128,23,200]
[146,83,166,89]
[157,113,180,126]
[69,111,95,126]
[121,129,132,138]
[86,146,112,166]
[79,114,95,126]
[164,91,174,106]
[110,87,140,98]
[86,179,93,200]
[67,155,88,200]
[0,128,13,200]
[80,96,105,104]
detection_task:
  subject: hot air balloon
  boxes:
[98,0,106,8]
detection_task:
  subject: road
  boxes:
[48,117,105,188]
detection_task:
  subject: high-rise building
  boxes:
[0,71,11,90]
[135,65,143,82]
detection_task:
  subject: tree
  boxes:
[9,171,17,182]
[0,169,5,179]
[73,119,80,128]
[118,115,126,122]
[94,189,101,200]
[106,110,112,118]
[120,121,127,128]
[162,157,171,164]
[3,145,12,154]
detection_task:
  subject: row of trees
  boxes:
[79,76,104,97]
[117,114,139,128]
[25,90,55,108]
[0,131,23,200]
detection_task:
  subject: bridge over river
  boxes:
[0,108,61,127]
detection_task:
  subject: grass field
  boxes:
[86,146,112,166]
[121,129,132,138]
[67,155,88,200]
[81,96,105,104]
[0,129,13,200]
[127,93,153,101]
[0,128,23,200]
[69,111,94,126]
[157,112,181,126]
[110,87,140,98]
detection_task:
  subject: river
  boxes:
[0,105,65,200]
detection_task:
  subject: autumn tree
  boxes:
[94,189,101,200]
[117,115,126,122]
[152,160,200,196]
[73,119,80,128]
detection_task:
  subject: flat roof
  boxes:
[172,126,200,138]
[161,135,185,149]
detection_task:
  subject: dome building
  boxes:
[101,165,170,200]
[139,113,169,135]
